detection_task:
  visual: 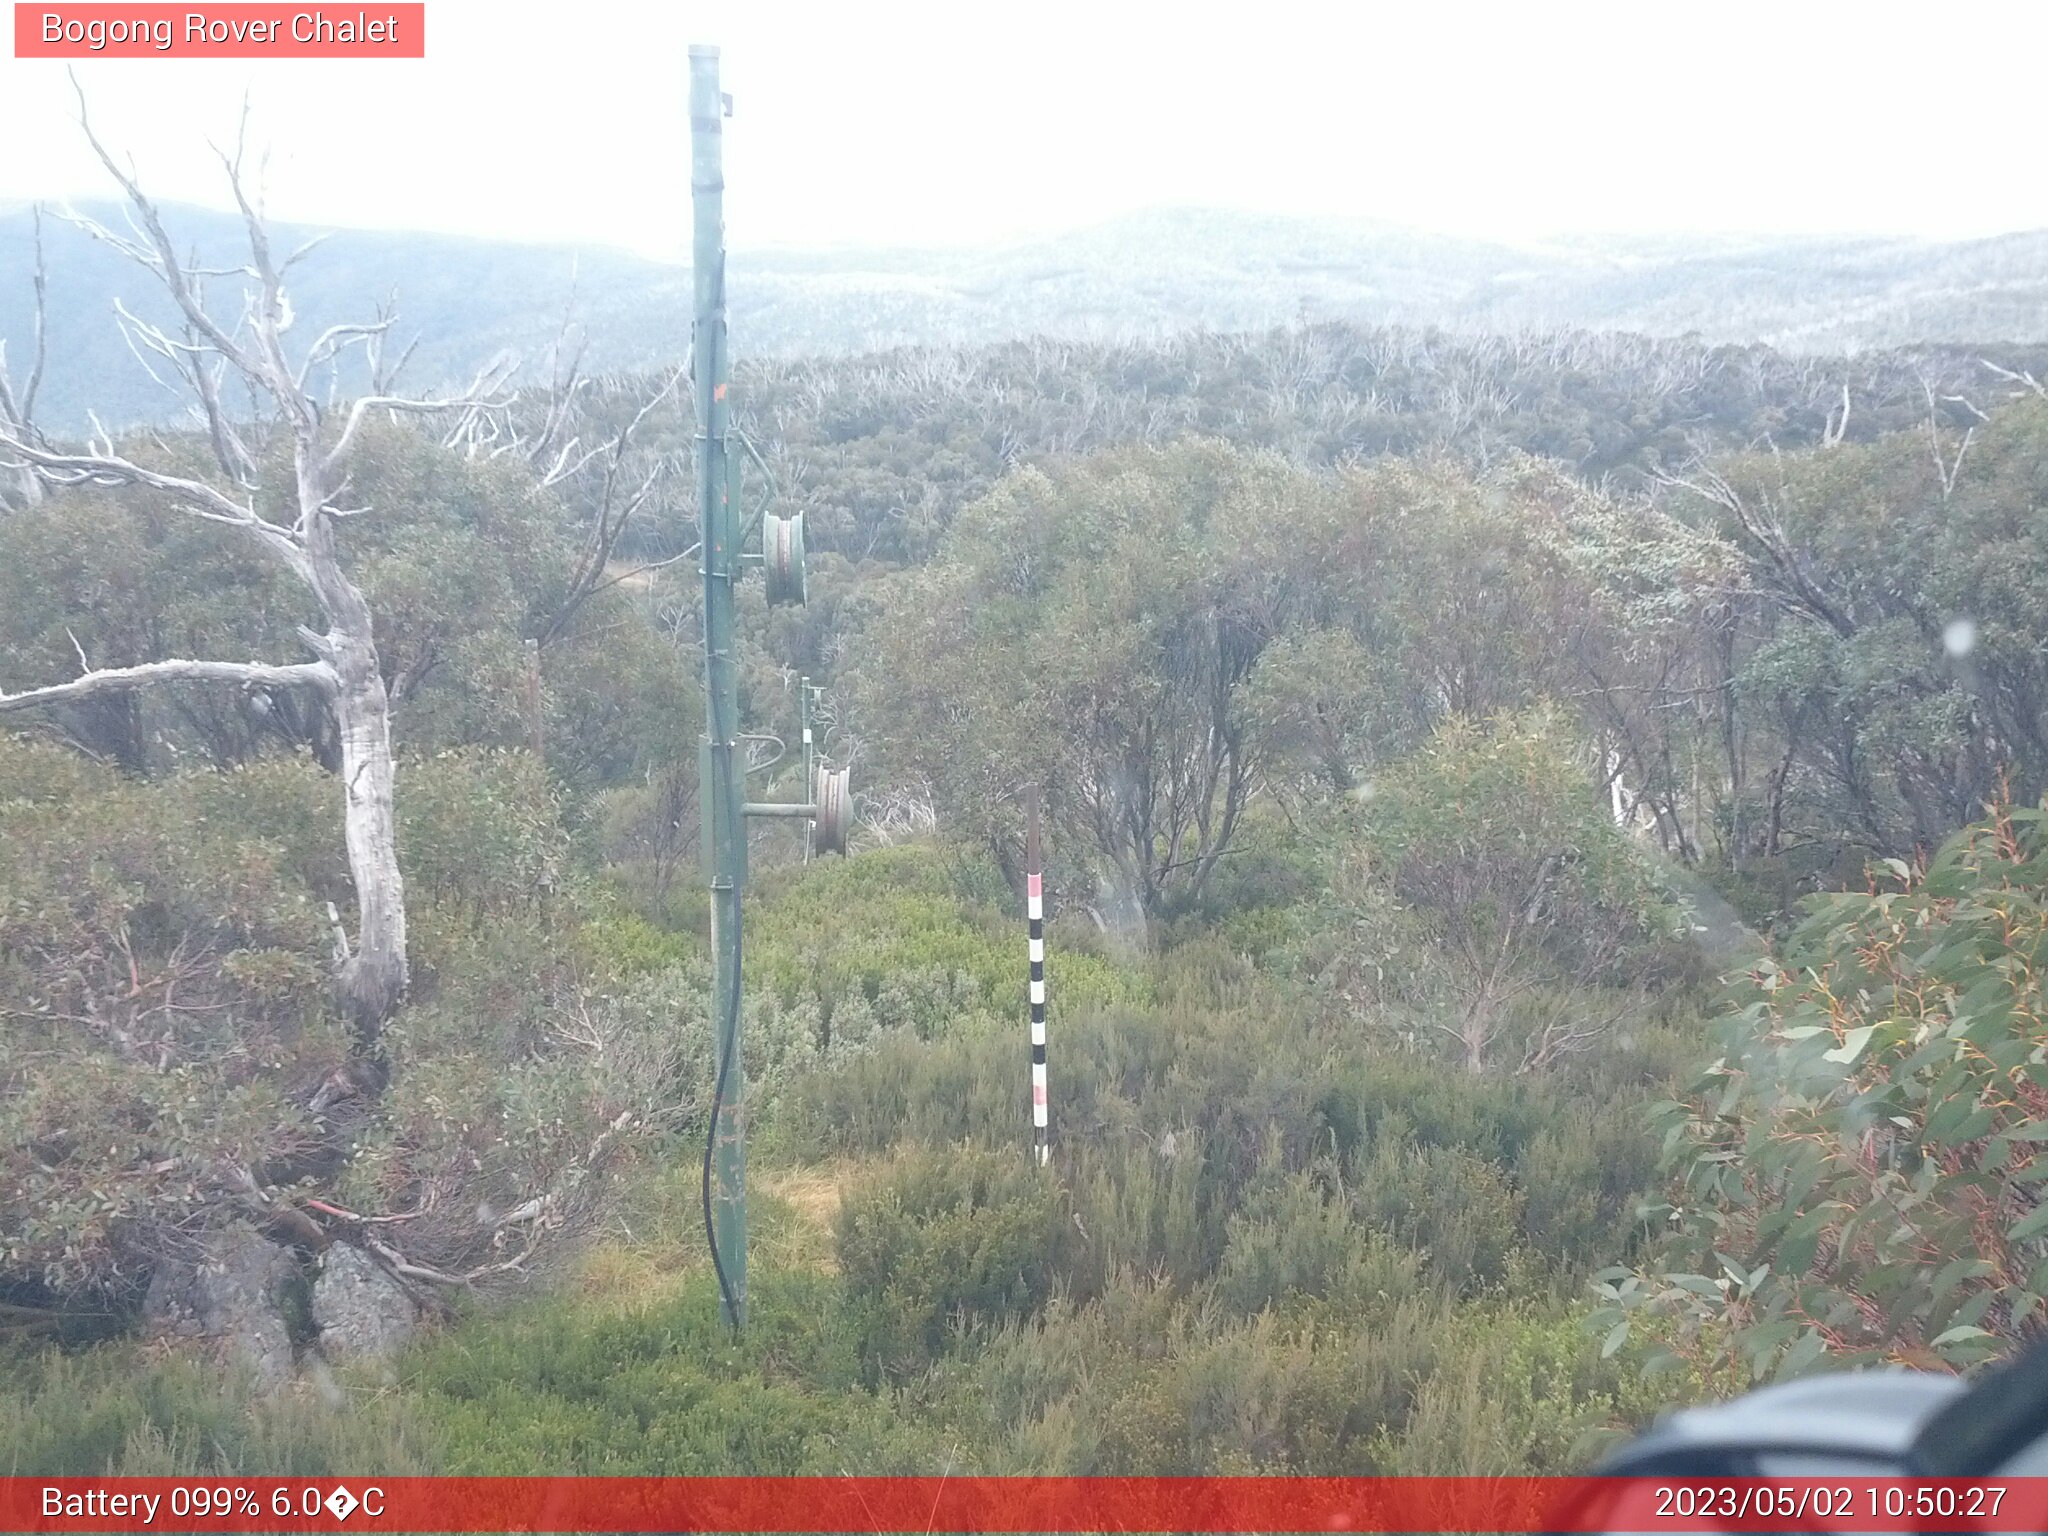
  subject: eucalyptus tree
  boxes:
[861,439,1313,918]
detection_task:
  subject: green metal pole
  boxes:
[691,42,746,1330]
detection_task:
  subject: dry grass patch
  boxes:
[566,1159,867,1309]
[755,1160,866,1273]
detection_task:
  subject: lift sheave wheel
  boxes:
[763,511,807,607]
[813,763,852,856]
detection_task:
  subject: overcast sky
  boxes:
[3,0,2044,259]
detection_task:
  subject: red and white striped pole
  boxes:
[1025,784,1049,1166]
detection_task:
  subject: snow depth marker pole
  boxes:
[1026,784,1049,1166]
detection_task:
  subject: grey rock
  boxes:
[311,1243,418,1363]
[140,1224,298,1389]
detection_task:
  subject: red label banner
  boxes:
[13,5,424,57]
[4,1476,2048,1533]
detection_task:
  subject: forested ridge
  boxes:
[14,198,2048,431]
[6,191,2048,1476]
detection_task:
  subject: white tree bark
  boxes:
[0,658,334,712]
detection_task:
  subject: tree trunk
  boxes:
[1460,994,1492,1074]
[310,510,408,1040]
[333,643,407,1037]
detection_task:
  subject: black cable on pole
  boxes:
[701,917,742,1326]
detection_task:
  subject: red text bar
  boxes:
[6,1476,2048,1532]
[14,5,424,57]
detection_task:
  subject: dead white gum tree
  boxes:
[0,96,512,1043]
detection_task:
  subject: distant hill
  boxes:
[4,201,2047,431]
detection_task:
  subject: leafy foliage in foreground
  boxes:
[1601,798,2048,1380]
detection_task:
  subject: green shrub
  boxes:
[396,1261,955,1473]
[0,746,346,1307]
[934,1273,1459,1474]
[1349,1141,1524,1295]
[836,1145,1072,1381]
[0,1343,435,1475]
[1374,1309,1666,1475]
[1212,1169,1426,1320]
[747,842,1148,1032]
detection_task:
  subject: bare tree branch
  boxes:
[295,318,393,392]
[0,205,51,507]
[530,366,687,648]
[1657,461,1855,638]
[1981,357,2048,400]
[0,430,309,567]
[0,658,334,715]
[69,77,269,389]
[1921,375,1974,500]
[0,207,51,434]
[322,356,518,481]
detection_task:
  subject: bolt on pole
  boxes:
[691,41,747,1331]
